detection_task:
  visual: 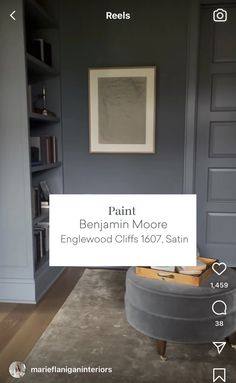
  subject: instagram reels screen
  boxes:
[0,1,236,383]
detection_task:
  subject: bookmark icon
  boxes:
[213,342,226,354]
[213,368,226,382]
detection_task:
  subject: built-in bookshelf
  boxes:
[26,0,63,275]
[31,162,62,173]
[0,0,63,303]
[29,112,60,123]
[26,0,63,298]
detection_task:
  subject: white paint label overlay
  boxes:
[50,194,196,267]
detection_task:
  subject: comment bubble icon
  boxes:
[212,300,227,316]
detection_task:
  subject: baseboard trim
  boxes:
[0,278,36,303]
[0,267,64,303]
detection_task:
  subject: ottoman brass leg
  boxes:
[156,340,167,361]
[228,332,236,349]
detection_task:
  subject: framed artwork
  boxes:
[89,67,156,153]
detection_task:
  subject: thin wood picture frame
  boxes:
[89,67,156,153]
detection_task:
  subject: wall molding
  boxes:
[183,0,200,193]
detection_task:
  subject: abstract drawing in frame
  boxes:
[89,67,156,153]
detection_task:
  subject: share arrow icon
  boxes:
[213,342,226,354]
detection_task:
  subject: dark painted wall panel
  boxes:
[60,0,189,194]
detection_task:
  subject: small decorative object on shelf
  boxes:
[32,84,57,117]
[42,85,48,116]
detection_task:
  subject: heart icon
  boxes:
[212,262,227,276]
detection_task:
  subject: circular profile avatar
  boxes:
[9,361,26,379]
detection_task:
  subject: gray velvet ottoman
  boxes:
[125,267,236,359]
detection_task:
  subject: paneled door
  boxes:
[196,5,236,265]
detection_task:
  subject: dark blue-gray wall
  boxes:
[60,0,189,193]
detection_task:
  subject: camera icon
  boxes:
[213,8,227,22]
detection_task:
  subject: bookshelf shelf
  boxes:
[25,0,57,29]
[26,53,59,77]
[29,112,60,123]
[31,162,62,173]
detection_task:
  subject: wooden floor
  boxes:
[0,268,84,383]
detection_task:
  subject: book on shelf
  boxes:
[33,229,45,265]
[32,181,51,220]
[39,180,50,202]
[33,230,40,266]
[41,136,57,164]
[150,266,176,272]
[30,136,58,165]
[29,38,52,67]
[30,137,41,164]
[35,222,49,253]
[34,223,49,267]
[32,187,41,219]
[34,229,43,265]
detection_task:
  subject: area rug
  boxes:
[10,269,236,383]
